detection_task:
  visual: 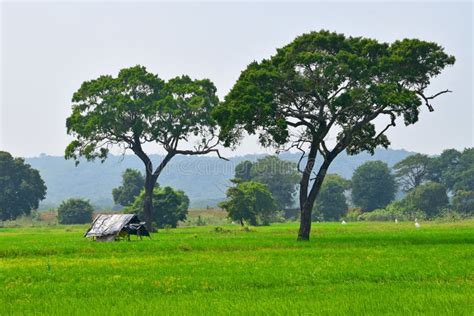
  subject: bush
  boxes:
[58,199,94,224]
[219,181,276,226]
[435,208,463,222]
[357,201,425,222]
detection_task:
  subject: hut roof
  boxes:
[85,214,141,238]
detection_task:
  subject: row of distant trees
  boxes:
[218,148,474,224]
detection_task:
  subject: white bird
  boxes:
[395,219,399,224]
[415,218,421,228]
[341,220,347,225]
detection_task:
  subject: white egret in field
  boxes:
[415,218,421,228]
[341,220,347,225]
[395,219,399,224]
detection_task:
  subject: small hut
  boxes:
[84,214,150,241]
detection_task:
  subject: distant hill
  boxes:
[27,148,414,209]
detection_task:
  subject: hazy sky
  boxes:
[1,1,472,158]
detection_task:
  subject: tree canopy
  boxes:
[234,156,299,209]
[0,151,47,221]
[219,181,276,226]
[65,65,223,229]
[112,169,145,207]
[393,153,430,192]
[352,161,396,212]
[213,30,454,240]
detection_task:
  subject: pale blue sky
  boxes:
[1,1,472,157]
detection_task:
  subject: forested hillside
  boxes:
[27,148,413,209]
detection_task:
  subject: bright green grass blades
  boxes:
[0,221,473,315]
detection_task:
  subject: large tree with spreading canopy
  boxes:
[66,66,225,230]
[213,30,455,240]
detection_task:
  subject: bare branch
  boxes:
[416,89,452,112]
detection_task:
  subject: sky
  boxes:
[0,1,472,158]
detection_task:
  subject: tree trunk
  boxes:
[298,158,333,241]
[143,171,156,232]
[298,203,312,240]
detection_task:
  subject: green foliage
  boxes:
[405,182,449,218]
[393,153,430,192]
[128,187,189,228]
[314,174,350,221]
[234,156,299,209]
[0,151,47,221]
[427,148,474,191]
[219,181,276,226]
[57,198,93,224]
[358,201,425,222]
[452,190,474,216]
[452,168,474,192]
[65,65,219,164]
[112,168,145,206]
[214,30,454,154]
[351,161,396,211]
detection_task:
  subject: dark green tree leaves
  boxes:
[58,198,94,224]
[112,169,146,207]
[352,161,396,212]
[0,151,47,221]
[219,181,276,226]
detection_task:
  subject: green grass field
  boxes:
[1,221,473,315]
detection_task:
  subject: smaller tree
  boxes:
[129,186,189,228]
[58,198,94,224]
[352,161,397,212]
[405,182,449,218]
[219,181,276,226]
[0,151,47,221]
[112,169,145,207]
[314,174,350,221]
[393,154,431,192]
[451,190,474,216]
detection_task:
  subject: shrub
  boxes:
[436,208,463,222]
[58,198,94,224]
[358,201,425,221]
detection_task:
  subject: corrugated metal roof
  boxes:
[85,214,137,237]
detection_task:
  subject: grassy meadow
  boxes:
[1,220,473,315]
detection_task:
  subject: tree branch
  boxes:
[416,89,452,112]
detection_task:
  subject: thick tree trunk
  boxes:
[298,157,333,241]
[298,203,312,240]
[143,172,156,232]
